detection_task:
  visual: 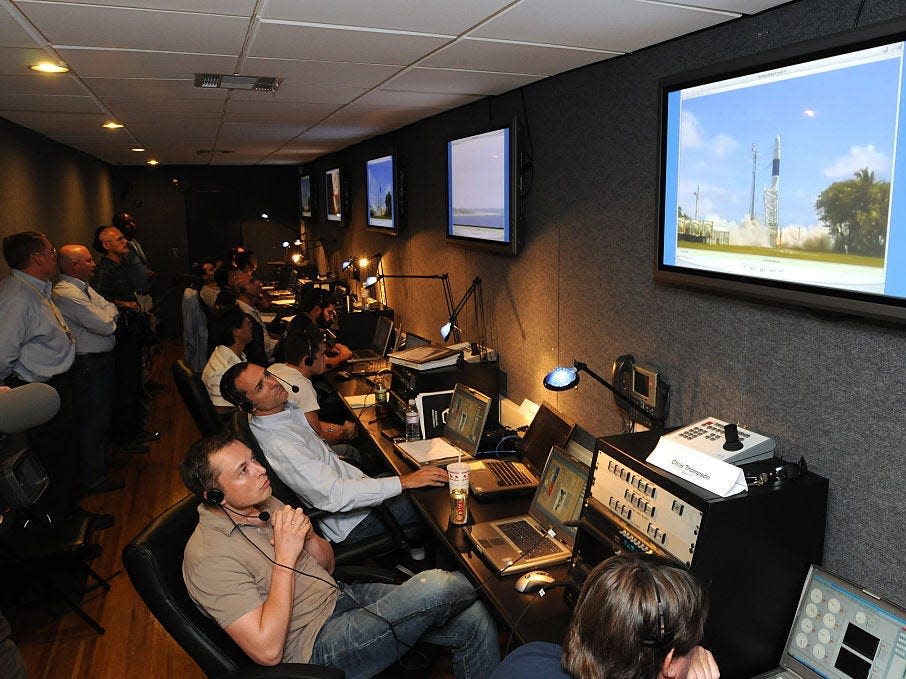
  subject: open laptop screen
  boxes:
[442,384,491,454]
[780,566,906,679]
[520,401,576,473]
[530,447,589,545]
[371,315,393,354]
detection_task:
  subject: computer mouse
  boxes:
[514,570,555,593]
[335,370,352,381]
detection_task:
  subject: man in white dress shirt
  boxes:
[54,244,122,494]
[219,361,446,546]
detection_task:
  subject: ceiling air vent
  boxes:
[193,74,281,92]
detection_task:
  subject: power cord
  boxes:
[468,526,563,594]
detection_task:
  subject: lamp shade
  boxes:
[543,366,579,391]
[364,275,379,287]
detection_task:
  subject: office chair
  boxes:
[121,494,344,679]
[230,412,422,566]
[172,359,227,437]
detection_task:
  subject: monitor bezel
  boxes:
[364,150,404,235]
[655,17,906,325]
[446,117,521,256]
[324,167,344,224]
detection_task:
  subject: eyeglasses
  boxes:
[33,247,57,258]
[102,236,126,244]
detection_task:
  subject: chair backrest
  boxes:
[122,495,249,678]
[173,359,224,437]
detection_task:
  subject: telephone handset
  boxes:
[611,355,670,429]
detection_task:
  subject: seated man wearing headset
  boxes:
[491,553,719,679]
[180,433,499,677]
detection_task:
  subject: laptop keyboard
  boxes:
[498,520,561,557]
[485,460,531,487]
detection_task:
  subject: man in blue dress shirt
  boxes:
[0,231,77,518]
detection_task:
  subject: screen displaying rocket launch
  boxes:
[659,33,906,317]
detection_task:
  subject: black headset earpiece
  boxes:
[303,330,316,366]
[639,560,673,648]
[203,487,225,506]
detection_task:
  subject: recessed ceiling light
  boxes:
[131,147,145,152]
[29,62,69,74]
[147,159,159,166]
[102,122,123,129]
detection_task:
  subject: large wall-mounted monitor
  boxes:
[447,119,520,255]
[365,152,403,235]
[300,174,313,219]
[325,167,343,223]
[657,19,906,324]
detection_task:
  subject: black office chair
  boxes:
[121,494,343,679]
[230,412,422,566]
[172,359,227,437]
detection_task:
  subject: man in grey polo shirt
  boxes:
[54,244,121,495]
[180,433,499,677]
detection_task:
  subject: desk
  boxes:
[330,374,573,645]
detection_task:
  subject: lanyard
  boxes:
[18,276,75,344]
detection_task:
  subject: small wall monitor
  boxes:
[325,167,343,223]
[366,152,402,235]
[300,174,313,219]
[447,119,520,255]
[657,19,906,324]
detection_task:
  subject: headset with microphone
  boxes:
[196,473,271,522]
[265,369,300,393]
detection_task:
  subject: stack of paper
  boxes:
[388,345,461,371]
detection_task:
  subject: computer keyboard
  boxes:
[498,519,561,557]
[485,460,531,487]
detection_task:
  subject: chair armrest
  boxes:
[220,664,343,679]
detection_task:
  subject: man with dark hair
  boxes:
[219,362,445,546]
[180,433,499,677]
[491,554,719,679]
[202,307,252,407]
[0,231,79,518]
[92,225,157,452]
[53,244,122,494]
[288,287,351,369]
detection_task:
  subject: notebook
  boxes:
[394,383,492,467]
[465,446,590,575]
[347,315,393,363]
[752,565,906,679]
[469,400,576,497]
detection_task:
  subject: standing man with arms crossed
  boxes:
[54,244,122,494]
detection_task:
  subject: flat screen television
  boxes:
[365,152,403,234]
[325,167,343,223]
[447,119,520,255]
[657,19,906,324]
[300,174,313,219]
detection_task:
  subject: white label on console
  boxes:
[647,438,747,497]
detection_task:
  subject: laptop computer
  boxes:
[348,324,403,376]
[465,446,590,575]
[347,315,393,363]
[752,565,906,679]
[469,400,576,497]
[394,383,492,467]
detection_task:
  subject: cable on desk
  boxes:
[504,581,570,657]
[468,527,562,595]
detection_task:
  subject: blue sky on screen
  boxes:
[677,51,901,230]
[367,156,393,209]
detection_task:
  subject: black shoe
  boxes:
[71,508,115,531]
[137,430,160,443]
[81,477,125,496]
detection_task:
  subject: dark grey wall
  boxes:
[0,117,114,274]
[305,0,906,604]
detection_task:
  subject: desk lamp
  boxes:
[543,360,664,432]
[364,273,455,323]
[440,276,484,348]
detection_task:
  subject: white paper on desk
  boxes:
[343,394,372,409]
[646,438,747,497]
[396,438,468,465]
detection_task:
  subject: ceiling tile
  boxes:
[250,21,450,64]
[0,4,41,48]
[221,102,337,126]
[471,0,736,53]
[0,110,116,136]
[57,48,237,79]
[217,122,304,143]
[17,1,250,54]
[0,73,85,95]
[0,92,102,113]
[243,57,401,88]
[422,37,617,76]
[26,0,257,15]
[664,0,790,13]
[0,46,62,75]
[355,88,482,109]
[229,83,367,105]
[260,0,512,35]
[388,67,544,96]
[104,97,227,120]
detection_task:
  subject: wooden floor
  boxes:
[10,339,461,679]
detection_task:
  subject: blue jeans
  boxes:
[341,492,422,545]
[311,569,500,679]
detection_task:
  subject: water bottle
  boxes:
[405,399,421,441]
